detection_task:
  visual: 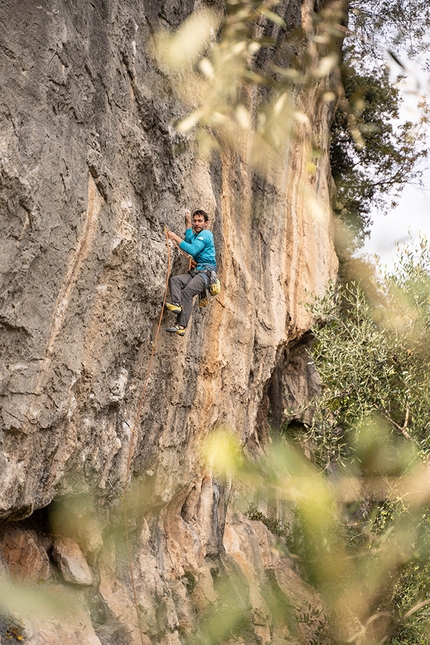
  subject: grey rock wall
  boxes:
[0,0,338,642]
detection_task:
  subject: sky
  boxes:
[361,170,430,269]
[359,56,430,269]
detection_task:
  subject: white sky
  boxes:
[361,172,430,268]
[359,57,430,269]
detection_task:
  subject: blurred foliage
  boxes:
[202,423,430,644]
[297,236,430,643]
[245,502,288,539]
[154,0,344,169]
[155,0,430,248]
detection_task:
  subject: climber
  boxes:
[165,209,217,336]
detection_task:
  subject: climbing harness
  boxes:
[197,270,220,306]
[188,266,221,297]
[165,226,221,303]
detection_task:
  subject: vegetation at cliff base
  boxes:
[201,237,430,645]
[307,235,430,466]
[301,237,430,644]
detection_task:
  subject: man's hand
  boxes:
[168,230,183,245]
[184,209,191,229]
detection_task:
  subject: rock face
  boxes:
[0,525,51,583]
[51,535,93,585]
[0,0,338,643]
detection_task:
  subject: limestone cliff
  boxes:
[0,0,338,643]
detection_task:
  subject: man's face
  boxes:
[193,214,207,233]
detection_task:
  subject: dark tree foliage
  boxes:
[349,0,430,67]
[329,0,430,249]
[330,63,427,247]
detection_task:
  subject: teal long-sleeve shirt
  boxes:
[179,228,217,271]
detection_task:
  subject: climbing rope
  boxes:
[122,227,172,645]
[170,236,196,271]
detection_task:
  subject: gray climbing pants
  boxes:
[169,272,207,328]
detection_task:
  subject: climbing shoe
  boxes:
[165,302,182,314]
[165,324,186,336]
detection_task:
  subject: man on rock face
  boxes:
[165,209,217,336]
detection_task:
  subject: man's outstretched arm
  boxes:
[167,230,205,256]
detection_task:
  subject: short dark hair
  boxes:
[192,209,209,222]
